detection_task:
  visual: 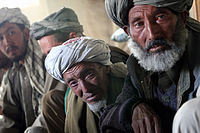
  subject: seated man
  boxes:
[0,7,46,133]
[31,7,129,133]
[100,0,200,132]
[45,37,127,133]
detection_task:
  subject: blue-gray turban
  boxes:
[0,7,30,28]
[45,37,112,83]
[105,0,199,30]
[30,7,83,40]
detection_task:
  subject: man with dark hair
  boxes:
[100,0,200,133]
[0,7,47,133]
[31,7,129,133]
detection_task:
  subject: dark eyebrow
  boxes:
[66,67,95,84]
[153,8,169,16]
[66,78,75,85]
[79,68,95,78]
[131,17,142,24]
[5,26,15,33]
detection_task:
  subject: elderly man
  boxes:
[30,7,129,133]
[0,7,47,133]
[30,7,83,133]
[45,36,127,133]
[99,0,200,133]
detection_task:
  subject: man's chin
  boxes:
[87,100,106,113]
[128,39,185,72]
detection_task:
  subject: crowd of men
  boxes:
[0,0,200,133]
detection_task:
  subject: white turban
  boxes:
[45,37,112,83]
[0,7,30,28]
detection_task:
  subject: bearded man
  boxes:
[45,37,127,133]
[0,8,47,133]
[100,0,200,133]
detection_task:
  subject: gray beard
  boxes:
[128,25,188,72]
[87,99,106,113]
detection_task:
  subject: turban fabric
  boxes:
[45,37,112,83]
[105,0,196,28]
[0,7,30,28]
[31,7,83,40]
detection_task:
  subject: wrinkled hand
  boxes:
[131,103,162,133]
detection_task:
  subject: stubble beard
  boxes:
[11,39,28,62]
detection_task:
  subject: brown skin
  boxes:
[0,22,29,61]
[124,5,178,53]
[123,5,186,133]
[63,62,110,104]
[39,32,78,55]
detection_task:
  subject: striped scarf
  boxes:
[24,38,46,95]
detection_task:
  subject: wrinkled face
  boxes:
[39,35,62,55]
[63,62,109,104]
[127,5,178,51]
[0,22,28,61]
[125,5,187,72]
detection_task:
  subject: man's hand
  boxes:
[132,103,162,133]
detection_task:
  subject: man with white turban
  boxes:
[45,36,127,133]
[0,7,47,133]
[30,7,129,133]
[99,0,200,133]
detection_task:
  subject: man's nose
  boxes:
[145,20,161,41]
[80,80,92,93]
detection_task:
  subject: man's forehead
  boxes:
[66,62,98,74]
[130,5,169,14]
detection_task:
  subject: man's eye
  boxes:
[85,72,95,80]
[134,22,144,28]
[156,14,166,21]
[8,31,16,36]
[69,81,78,87]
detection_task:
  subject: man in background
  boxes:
[0,7,47,133]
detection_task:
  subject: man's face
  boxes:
[125,5,187,72]
[39,35,62,55]
[63,62,109,105]
[0,22,28,61]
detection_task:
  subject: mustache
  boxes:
[6,44,18,54]
[145,39,170,51]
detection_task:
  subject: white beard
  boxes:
[128,25,188,72]
[87,99,107,113]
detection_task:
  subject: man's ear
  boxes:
[68,32,78,39]
[123,25,130,35]
[23,28,30,41]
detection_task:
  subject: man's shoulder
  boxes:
[109,45,129,64]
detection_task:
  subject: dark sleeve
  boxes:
[99,74,143,133]
[0,70,25,133]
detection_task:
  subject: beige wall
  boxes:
[18,0,130,53]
